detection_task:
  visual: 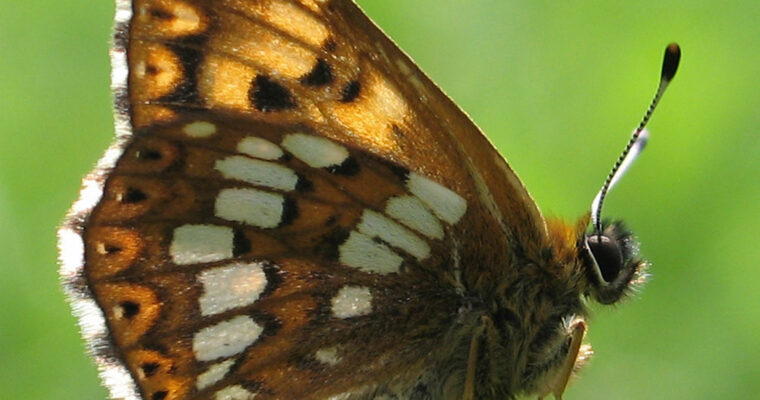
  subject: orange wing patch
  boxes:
[326,62,410,152]
[223,0,331,48]
[132,0,209,38]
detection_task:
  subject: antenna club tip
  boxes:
[662,42,681,81]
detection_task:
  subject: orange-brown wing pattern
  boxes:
[59,1,550,399]
[78,116,467,400]
[124,0,546,255]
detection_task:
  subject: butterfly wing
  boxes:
[124,0,546,251]
[60,1,549,399]
[326,0,547,246]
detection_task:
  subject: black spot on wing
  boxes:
[326,156,359,176]
[122,187,148,204]
[251,311,283,342]
[280,152,293,162]
[280,196,299,226]
[135,148,163,161]
[387,163,410,182]
[251,75,296,112]
[104,244,122,255]
[236,381,263,397]
[140,362,160,378]
[161,35,207,106]
[301,58,333,86]
[315,226,350,261]
[295,174,314,192]
[151,391,168,400]
[120,301,140,319]
[340,80,361,102]
[260,261,283,299]
[232,228,252,257]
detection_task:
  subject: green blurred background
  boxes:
[1,1,758,399]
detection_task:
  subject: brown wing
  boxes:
[59,1,549,399]
[325,0,547,247]
[125,0,546,257]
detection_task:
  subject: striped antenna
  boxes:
[591,43,681,232]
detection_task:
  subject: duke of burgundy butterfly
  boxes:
[59,1,680,399]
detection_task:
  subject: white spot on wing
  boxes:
[357,210,430,261]
[237,137,283,160]
[193,315,263,361]
[281,133,349,168]
[385,195,444,240]
[214,384,256,400]
[339,231,402,274]
[407,172,467,225]
[197,359,235,390]
[170,225,233,265]
[198,262,268,316]
[215,155,298,191]
[112,304,127,320]
[183,121,217,137]
[315,346,341,366]
[215,188,285,228]
[331,286,372,318]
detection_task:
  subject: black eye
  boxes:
[586,234,623,283]
[582,220,646,305]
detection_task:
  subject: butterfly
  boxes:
[58,1,680,399]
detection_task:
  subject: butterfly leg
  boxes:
[537,319,587,400]
[462,316,494,400]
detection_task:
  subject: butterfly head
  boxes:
[582,220,647,304]
[524,44,680,395]
[580,42,680,304]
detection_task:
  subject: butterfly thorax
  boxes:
[384,217,590,399]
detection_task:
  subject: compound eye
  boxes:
[587,234,624,283]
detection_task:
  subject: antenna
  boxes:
[591,43,681,233]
